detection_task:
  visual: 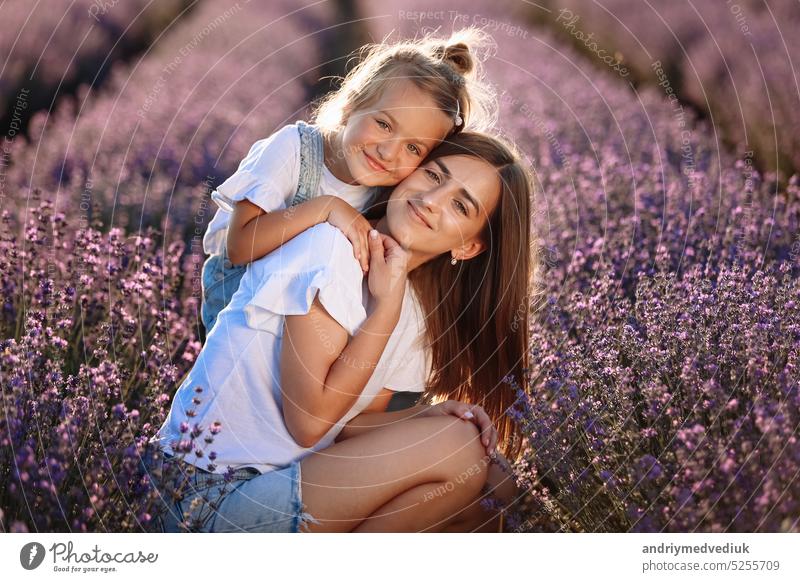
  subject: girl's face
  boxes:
[338,79,454,187]
[384,154,502,265]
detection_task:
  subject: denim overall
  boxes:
[199,121,420,411]
[200,121,327,334]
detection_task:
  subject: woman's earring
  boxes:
[450,256,457,266]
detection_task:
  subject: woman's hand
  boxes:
[367,230,409,307]
[325,197,373,274]
[419,400,498,457]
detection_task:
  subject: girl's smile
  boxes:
[363,150,388,173]
[328,79,453,187]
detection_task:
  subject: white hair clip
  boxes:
[454,98,463,127]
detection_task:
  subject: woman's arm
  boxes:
[226,196,336,266]
[357,387,395,414]
[280,295,403,448]
[279,232,408,448]
[334,403,430,443]
[337,400,501,458]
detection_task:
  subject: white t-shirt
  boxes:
[156,223,431,474]
[202,123,375,257]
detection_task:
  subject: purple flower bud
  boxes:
[112,404,127,420]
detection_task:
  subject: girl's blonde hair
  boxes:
[312,27,497,135]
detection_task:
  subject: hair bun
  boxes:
[442,42,474,76]
[434,27,495,80]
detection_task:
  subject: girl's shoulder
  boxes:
[242,123,302,163]
[222,123,306,191]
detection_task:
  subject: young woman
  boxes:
[149,131,534,533]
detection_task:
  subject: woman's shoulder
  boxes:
[297,223,359,269]
[288,221,349,249]
[397,283,430,359]
[400,283,426,336]
[242,223,367,336]
[250,223,359,278]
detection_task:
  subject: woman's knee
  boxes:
[427,417,489,494]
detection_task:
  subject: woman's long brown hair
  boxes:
[366,132,537,462]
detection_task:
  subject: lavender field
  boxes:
[1,0,798,533]
[0,1,193,142]
[529,0,800,181]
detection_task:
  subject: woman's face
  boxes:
[384,154,502,263]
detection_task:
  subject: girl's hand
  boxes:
[366,231,408,306]
[419,400,498,457]
[326,198,373,274]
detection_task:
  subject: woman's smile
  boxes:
[407,199,432,229]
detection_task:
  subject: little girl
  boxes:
[200,27,497,334]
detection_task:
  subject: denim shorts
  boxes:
[145,453,320,533]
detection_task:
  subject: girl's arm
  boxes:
[226,196,336,266]
[279,233,408,448]
[227,196,375,272]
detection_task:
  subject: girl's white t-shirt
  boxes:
[202,123,374,257]
[156,223,431,474]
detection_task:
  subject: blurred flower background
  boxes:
[0,0,798,532]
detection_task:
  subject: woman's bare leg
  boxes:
[440,452,523,532]
[352,460,489,533]
[356,452,522,533]
[299,416,489,532]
